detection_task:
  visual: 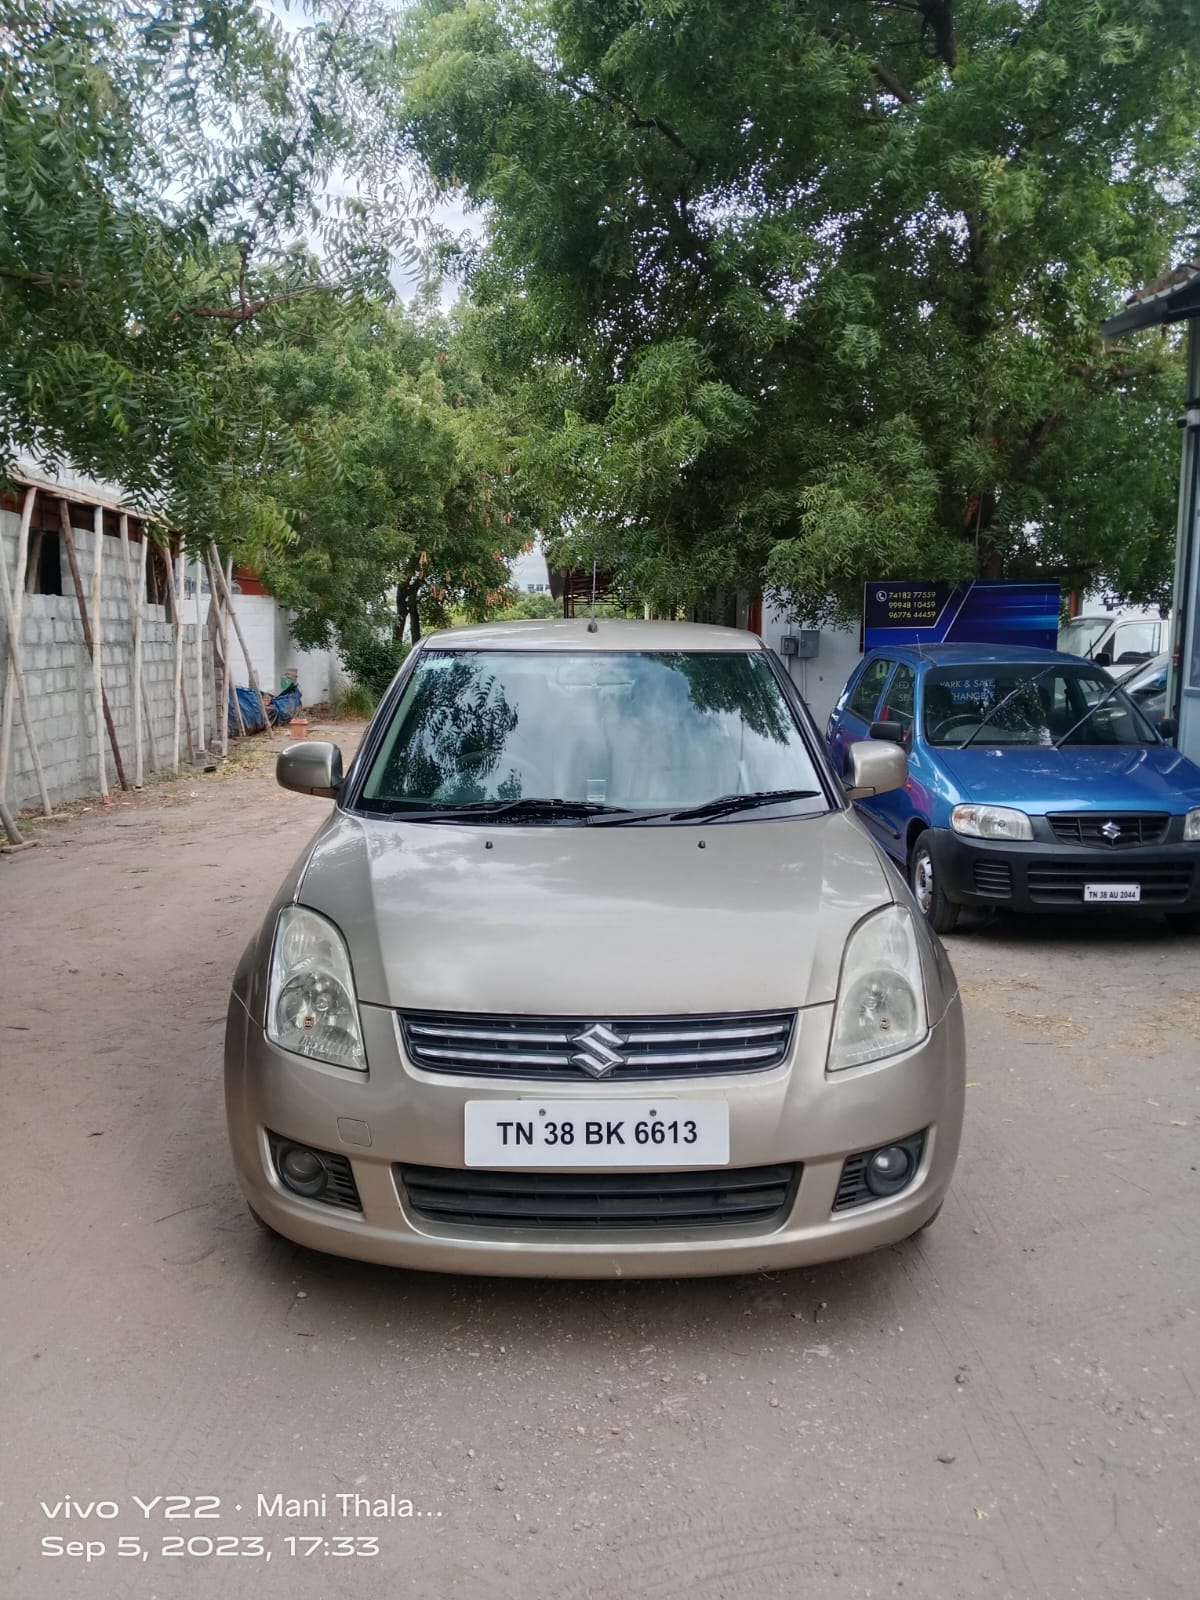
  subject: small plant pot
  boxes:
[289,716,309,741]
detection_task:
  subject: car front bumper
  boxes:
[224,995,965,1279]
[929,828,1200,913]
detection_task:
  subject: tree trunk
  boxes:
[408,597,422,644]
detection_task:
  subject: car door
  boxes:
[859,662,917,860]
[828,654,894,790]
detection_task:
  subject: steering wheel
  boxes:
[932,714,983,740]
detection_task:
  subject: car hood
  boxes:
[932,742,1200,812]
[295,810,892,1013]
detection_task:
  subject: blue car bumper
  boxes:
[928,828,1200,913]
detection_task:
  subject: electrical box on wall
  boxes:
[781,630,820,659]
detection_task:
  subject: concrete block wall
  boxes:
[1,508,215,812]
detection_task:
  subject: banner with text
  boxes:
[863,580,1060,652]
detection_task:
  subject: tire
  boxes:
[1165,911,1200,935]
[909,835,960,934]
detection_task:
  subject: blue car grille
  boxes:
[1048,812,1169,847]
[1027,862,1192,905]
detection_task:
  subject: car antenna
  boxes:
[587,558,599,633]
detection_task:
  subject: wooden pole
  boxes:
[224,556,247,741]
[89,505,110,803]
[58,501,128,794]
[0,487,52,815]
[117,513,147,788]
[1,793,33,848]
[161,541,193,767]
[193,556,206,754]
[136,530,161,774]
[207,546,232,755]
[210,558,269,730]
[0,483,34,786]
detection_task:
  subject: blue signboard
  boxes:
[863,580,1060,651]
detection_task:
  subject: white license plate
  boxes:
[464,1099,729,1168]
[1084,883,1141,903]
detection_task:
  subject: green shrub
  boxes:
[338,626,410,701]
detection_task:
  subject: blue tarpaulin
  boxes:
[228,681,303,736]
[229,686,267,734]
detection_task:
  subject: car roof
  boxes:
[421,619,765,653]
[873,643,1089,668]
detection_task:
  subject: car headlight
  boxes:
[951,803,1033,841]
[1185,809,1200,842]
[266,906,366,1070]
[828,905,929,1071]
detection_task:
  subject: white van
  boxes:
[1057,612,1170,674]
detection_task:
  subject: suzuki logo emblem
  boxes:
[569,1022,627,1079]
[1101,819,1122,843]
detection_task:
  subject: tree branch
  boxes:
[818,27,917,105]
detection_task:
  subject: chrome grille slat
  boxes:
[399,1009,796,1081]
[410,1024,575,1045]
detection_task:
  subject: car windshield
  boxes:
[358,649,828,817]
[922,665,1158,748]
[1056,617,1108,657]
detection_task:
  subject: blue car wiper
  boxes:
[957,663,1060,749]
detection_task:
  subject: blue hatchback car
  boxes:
[826,644,1200,934]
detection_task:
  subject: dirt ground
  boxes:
[2,729,1198,1600]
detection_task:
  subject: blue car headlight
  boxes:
[951,804,1033,842]
[1185,808,1200,843]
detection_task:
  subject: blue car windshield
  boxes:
[923,665,1158,748]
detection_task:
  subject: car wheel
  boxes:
[1165,911,1200,935]
[910,836,960,934]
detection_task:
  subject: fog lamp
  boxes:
[866,1145,913,1196]
[278,1143,328,1198]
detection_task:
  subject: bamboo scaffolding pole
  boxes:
[58,502,128,794]
[209,558,269,729]
[161,544,196,767]
[116,513,151,788]
[0,483,34,789]
[206,546,233,755]
[89,506,109,802]
[1,793,34,849]
[0,487,52,816]
[225,558,247,741]
[193,556,206,754]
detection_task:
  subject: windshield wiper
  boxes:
[370,797,630,823]
[957,663,1060,749]
[659,789,822,823]
[1052,677,1131,749]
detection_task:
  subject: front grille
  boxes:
[1048,812,1169,847]
[399,1009,796,1081]
[1027,862,1193,905]
[397,1163,799,1231]
[973,861,1013,898]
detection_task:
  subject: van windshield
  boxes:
[358,650,828,819]
[1057,617,1108,658]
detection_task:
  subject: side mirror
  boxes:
[277,741,343,798]
[1158,716,1178,741]
[1093,650,1112,668]
[868,720,906,744]
[845,740,908,800]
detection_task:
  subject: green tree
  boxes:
[401,0,1200,621]
[252,302,524,665]
[1,0,413,549]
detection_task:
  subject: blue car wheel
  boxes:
[910,835,960,935]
